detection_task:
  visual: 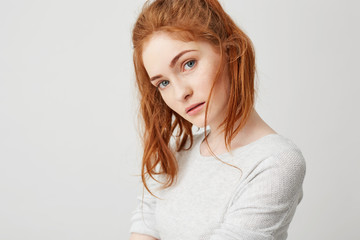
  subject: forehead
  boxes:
[142,32,200,73]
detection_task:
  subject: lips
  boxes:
[186,102,205,113]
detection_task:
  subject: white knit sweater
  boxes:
[130,133,306,240]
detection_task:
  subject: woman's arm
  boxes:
[130,233,159,240]
[129,176,161,239]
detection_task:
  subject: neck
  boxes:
[201,108,271,155]
[208,108,256,140]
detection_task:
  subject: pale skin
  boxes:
[130,31,276,239]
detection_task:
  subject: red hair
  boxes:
[132,0,257,198]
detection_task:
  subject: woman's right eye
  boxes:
[157,80,170,89]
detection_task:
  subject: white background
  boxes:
[1,0,359,239]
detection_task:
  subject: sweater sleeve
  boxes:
[209,148,306,240]
[129,176,161,239]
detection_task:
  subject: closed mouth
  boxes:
[187,102,205,113]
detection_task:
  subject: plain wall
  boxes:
[0,0,359,239]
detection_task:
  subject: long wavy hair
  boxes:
[132,0,257,199]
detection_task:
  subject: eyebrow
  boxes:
[150,49,196,82]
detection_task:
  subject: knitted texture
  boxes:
[130,133,306,240]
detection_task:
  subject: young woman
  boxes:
[129,1,306,240]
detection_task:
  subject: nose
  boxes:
[173,80,193,102]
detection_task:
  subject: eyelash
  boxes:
[157,80,170,89]
[182,59,196,71]
[156,59,197,89]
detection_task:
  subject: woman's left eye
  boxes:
[184,60,196,71]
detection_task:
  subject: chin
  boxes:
[181,117,202,128]
[182,114,209,129]
[189,119,207,128]
[182,111,211,128]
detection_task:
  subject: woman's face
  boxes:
[142,31,230,128]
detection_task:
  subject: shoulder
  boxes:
[249,134,306,165]
[264,134,306,171]
[229,135,307,207]
[267,143,306,185]
[237,134,306,187]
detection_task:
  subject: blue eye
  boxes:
[157,80,170,89]
[184,60,196,70]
